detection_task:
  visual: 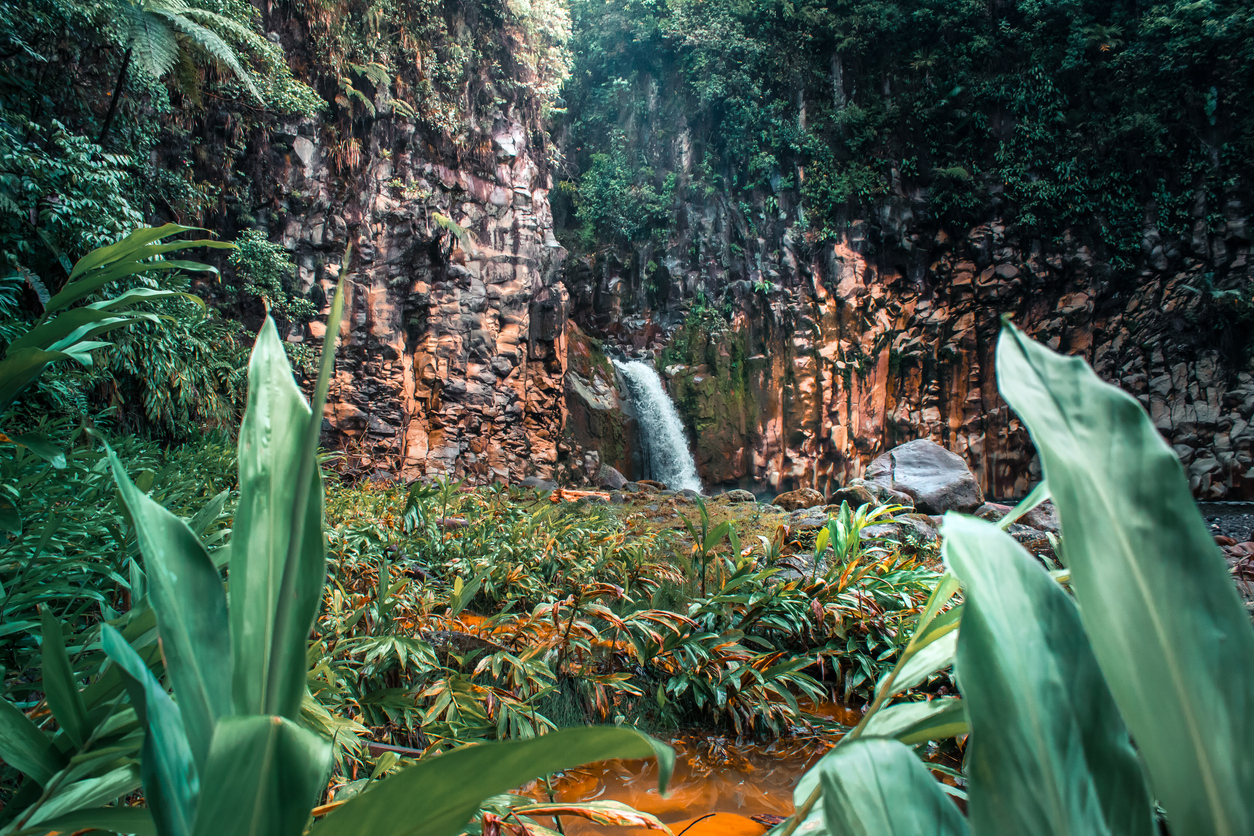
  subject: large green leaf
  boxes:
[943,513,1153,836]
[0,346,72,410]
[9,308,132,352]
[863,698,968,745]
[311,726,674,836]
[0,696,66,785]
[40,606,89,747]
[103,625,198,836]
[20,764,143,829]
[229,318,324,720]
[9,804,156,836]
[806,737,969,836]
[63,224,204,282]
[110,449,231,770]
[997,323,1254,835]
[191,715,331,836]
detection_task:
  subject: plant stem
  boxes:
[98,48,132,147]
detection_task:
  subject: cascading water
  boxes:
[613,358,704,493]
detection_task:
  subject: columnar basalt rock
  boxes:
[272,116,570,484]
[564,196,1254,500]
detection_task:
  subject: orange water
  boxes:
[522,734,834,835]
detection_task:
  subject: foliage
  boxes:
[559,0,1254,265]
[0,224,231,416]
[774,322,1254,835]
[227,229,317,329]
[0,271,675,835]
[0,118,146,276]
[313,481,939,749]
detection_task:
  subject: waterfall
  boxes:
[613,359,703,493]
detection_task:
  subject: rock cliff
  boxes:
[225,4,1254,500]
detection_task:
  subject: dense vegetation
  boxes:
[558,0,1254,268]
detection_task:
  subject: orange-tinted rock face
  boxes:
[277,106,1251,499]
[279,116,571,484]
[566,210,1254,500]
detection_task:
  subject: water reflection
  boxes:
[526,733,836,836]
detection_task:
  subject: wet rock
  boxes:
[636,480,667,491]
[678,488,702,500]
[597,464,628,490]
[773,488,825,511]
[722,489,757,503]
[1021,500,1060,533]
[519,476,557,491]
[609,491,625,503]
[866,439,984,514]
[974,502,1013,523]
[829,483,878,509]
[789,510,829,530]
[898,513,940,543]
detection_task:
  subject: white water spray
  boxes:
[613,359,703,493]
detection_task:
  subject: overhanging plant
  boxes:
[775,320,1254,835]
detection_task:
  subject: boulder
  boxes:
[773,488,825,511]
[722,489,757,503]
[635,480,667,491]
[677,488,702,501]
[596,464,628,490]
[1021,500,1060,533]
[866,439,984,514]
[829,483,877,509]
[974,502,1013,523]
[519,476,557,491]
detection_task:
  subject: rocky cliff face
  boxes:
[227,8,1254,499]
[262,116,572,483]
[562,191,1254,500]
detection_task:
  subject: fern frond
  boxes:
[127,9,180,80]
[156,9,262,102]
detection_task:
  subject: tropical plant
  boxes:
[679,497,731,595]
[98,0,265,144]
[0,258,674,835]
[0,224,230,415]
[811,499,904,583]
[774,321,1254,835]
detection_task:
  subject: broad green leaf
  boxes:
[64,224,205,282]
[703,520,730,552]
[187,489,230,538]
[0,347,72,410]
[882,628,958,698]
[945,513,1153,836]
[997,323,1254,836]
[191,715,331,836]
[7,433,66,468]
[21,765,142,829]
[229,317,324,720]
[0,696,66,785]
[863,698,967,745]
[40,606,89,747]
[262,264,346,718]
[806,738,968,836]
[90,287,206,313]
[311,726,674,836]
[110,448,231,769]
[10,804,156,836]
[9,308,127,352]
[103,624,198,836]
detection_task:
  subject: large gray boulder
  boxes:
[866,439,984,514]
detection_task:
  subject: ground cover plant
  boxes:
[773,322,1254,835]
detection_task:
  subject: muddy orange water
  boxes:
[521,733,839,836]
